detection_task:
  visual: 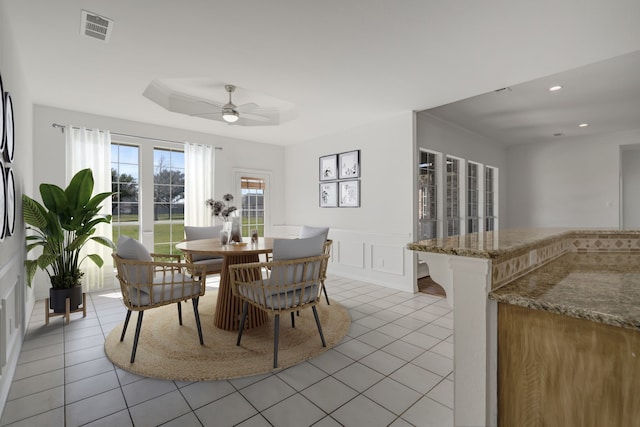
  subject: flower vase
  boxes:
[220,222,231,245]
[230,216,243,243]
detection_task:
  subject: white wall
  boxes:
[0,0,34,414]
[283,112,417,292]
[415,112,509,227]
[31,105,286,297]
[507,129,640,228]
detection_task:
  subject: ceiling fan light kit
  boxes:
[222,109,239,123]
[143,79,297,127]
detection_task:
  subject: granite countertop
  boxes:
[489,252,640,330]
[407,228,640,259]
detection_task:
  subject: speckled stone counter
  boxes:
[406,228,640,426]
[409,228,640,290]
[489,252,640,330]
[407,228,640,259]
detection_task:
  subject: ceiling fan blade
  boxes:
[235,102,259,113]
[241,112,271,122]
[197,99,225,109]
[189,111,221,117]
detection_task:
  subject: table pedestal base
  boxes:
[214,253,268,331]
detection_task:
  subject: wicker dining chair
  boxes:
[229,235,329,368]
[319,239,332,305]
[112,237,206,363]
[183,225,224,278]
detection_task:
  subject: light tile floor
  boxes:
[1,276,454,427]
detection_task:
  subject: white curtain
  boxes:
[65,126,112,291]
[185,143,215,226]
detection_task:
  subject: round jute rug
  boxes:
[104,291,351,381]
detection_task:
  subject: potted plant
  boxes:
[23,168,115,313]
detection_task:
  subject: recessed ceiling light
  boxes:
[549,85,563,92]
[578,123,589,128]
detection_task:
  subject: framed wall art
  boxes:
[5,167,14,236]
[0,161,6,241]
[339,179,360,207]
[319,182,338,207]
[0,71,4,155]
[319,154,337,181]
[338,149,360,179]
[3,92,14,163]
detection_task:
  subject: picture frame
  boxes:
[319,182,338,207]
[338,149,360,179]
[339,180,360,207]
[3,92,14,163]
[0,72,4,154]
[5,167,14,236]
[319,154,337,181]
[0,161,6,241]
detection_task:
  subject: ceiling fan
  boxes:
[192,84,269,124]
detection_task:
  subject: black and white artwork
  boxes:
[339,150,360,179]
[3,92,14,163]
[319,154,337,181]
[339,180,360,207]
[319,182,338,207]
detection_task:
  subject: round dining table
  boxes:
[176,237,275,331]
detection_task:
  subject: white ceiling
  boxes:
[425,50,640,146]
[4,1,640,146]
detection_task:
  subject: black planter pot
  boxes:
[49,287,83,313]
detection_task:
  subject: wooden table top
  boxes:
[176,237,276,256]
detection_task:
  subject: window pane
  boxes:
[467,163,479,233]
[112,143,140,240]
[154,148,185,255]
[485,166,496,231]
[418,151,437,239]
[241,177,266,237]
[446,157,460,236]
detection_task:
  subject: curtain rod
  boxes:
[51,123,223,150]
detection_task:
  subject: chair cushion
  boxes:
[191,257,224,274]
[184,226,224,262]
[116,236,153,284]
[299,225,330,241]
[117,235,152,261]
[129,273,202,306]
[272,234,325,260]
[270,234,325,286]
[240,284,319,310]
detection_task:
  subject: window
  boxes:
[467,162,479,233]
[153,148,185,254]
[485,166,496,231]
[418,151,437,239]
[446,156,460,236]
[240,177,265,238]
[111,144,140,241]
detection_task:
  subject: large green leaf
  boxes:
[86,254,104,268]
[91,235,116,249]
[24,261,39,287]
[39,183,68,216]
[85,191,113,211]
[66,168,94,211]
[22,195,48,229]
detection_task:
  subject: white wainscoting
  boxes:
[0,253,24,415]
[272,226,417,293]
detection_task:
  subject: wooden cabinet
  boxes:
[498,303,640,427]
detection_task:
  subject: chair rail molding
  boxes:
[0,253,24,418]
[272,226,416,293]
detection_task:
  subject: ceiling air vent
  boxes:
[80,10,114,42]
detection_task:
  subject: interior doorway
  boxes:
[621,144,640,228]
